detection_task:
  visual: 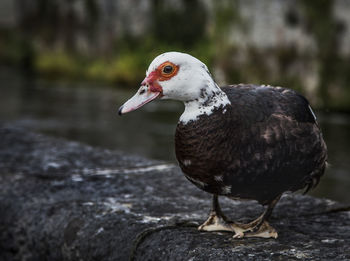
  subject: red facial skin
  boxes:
[142,71,163,93]
[142,61,179,95]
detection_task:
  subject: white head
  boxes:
[118,52,230,123]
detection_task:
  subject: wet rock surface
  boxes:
[0,125,349,261]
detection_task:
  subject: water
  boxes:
[1,68,349,203]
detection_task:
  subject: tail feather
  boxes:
[302,161,328,195]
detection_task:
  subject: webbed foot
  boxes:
[200,194,280,239]
[198,212,277,238]
[198,210,246,238]
[233,220,278,238]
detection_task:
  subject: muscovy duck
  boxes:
[118,52,327,238]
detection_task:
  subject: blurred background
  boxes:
[0,0,349,203]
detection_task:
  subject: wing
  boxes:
[221,85,327,203]
[221,84,316,124]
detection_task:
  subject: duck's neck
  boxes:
[180,82,231,124]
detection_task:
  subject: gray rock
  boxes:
[0,125,349,261]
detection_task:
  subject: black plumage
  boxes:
[175,84,327,205]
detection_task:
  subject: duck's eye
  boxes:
[163,65,173,74]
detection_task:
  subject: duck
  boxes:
[118,52,327,238]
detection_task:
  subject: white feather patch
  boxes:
[183,159,192,166]
[214,175,224,182]
[180,90,230,124]
[222,185,232,194]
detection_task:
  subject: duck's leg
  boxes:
[235,195,281,239]
[198,195,248,237]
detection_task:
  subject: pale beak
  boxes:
[118,85,161,115]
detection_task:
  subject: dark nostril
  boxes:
[139,89,146,95]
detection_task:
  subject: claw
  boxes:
[232,231,245,239]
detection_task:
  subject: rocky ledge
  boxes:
[0,125,349,261]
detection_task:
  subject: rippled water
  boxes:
[1,68,349,203]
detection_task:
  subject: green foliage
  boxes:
[212,0,240,39]
[300,0,339,107]
[0,30,35,68]
[35,48,150,84]
[1,0,350,111]
[35,51,81,79]
[103,52,147,85]
[150,0,208,48]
